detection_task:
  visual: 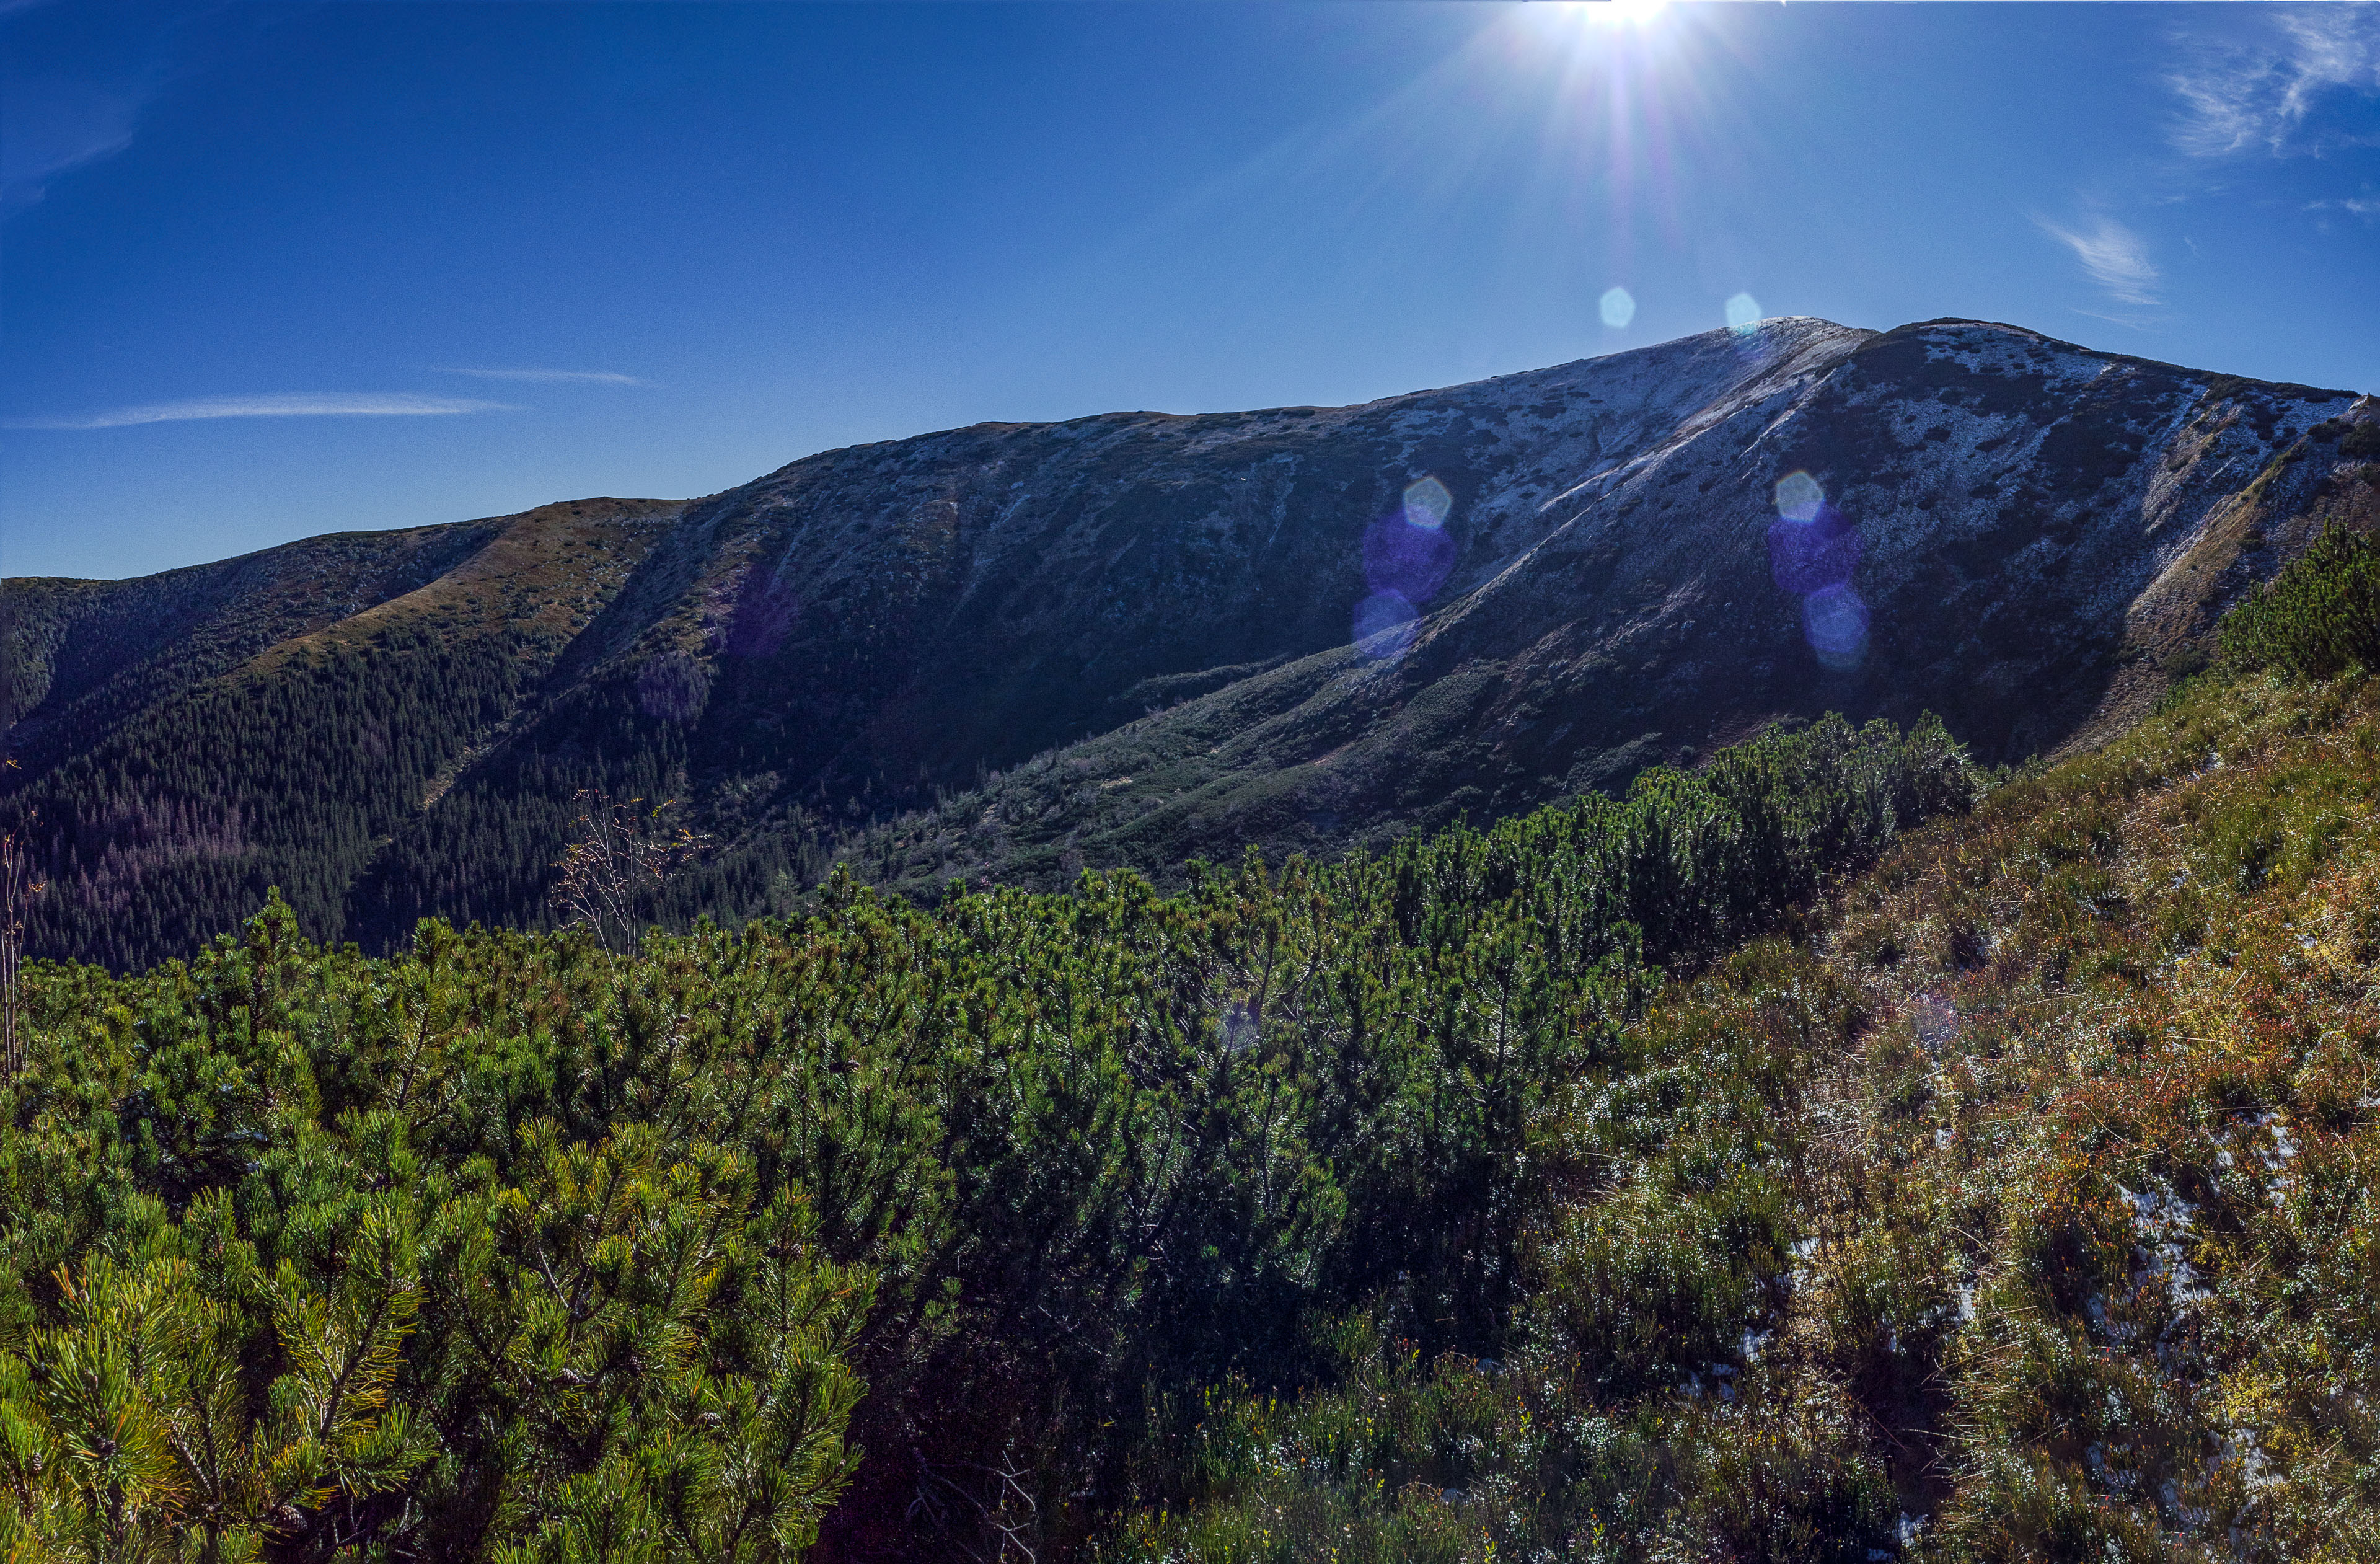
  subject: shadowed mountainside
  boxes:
[4,317,2373,966]
[723,319,2379,903]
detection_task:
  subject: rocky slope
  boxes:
[790,319,2379,899]
[3,318,2372,964]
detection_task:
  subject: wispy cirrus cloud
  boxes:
[2,0,209,219]
[432,366,648,386]
[1,76,139,216]
[6,392,518,430]
[2032,213,2161,308]
[2307,193,2380,223]
[2168,7,2380,159]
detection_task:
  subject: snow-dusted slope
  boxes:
[558,317,1880,808]
[810,319,2374,898]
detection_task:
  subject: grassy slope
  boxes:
[1107,660,2379,1563]
[814,471,2380,917]
[247,497,679,671]
[6,501,681,968]
[1,524,503,772]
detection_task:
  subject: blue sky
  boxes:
[4,1,2377,581]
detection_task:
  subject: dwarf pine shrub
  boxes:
[2221,524,2380,678]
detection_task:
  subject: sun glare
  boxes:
[1527,0,1671,32]
[1593,0,1671,27]
[1499,0,1706,250]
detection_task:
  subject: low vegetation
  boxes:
[1,528,2373,1561]
[1109,533,2380,1564]
[2223,525,2380,679]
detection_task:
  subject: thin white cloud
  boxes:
[2033,214,2161,307]
[2169,8,2380,159]
[6,392,519,431]
[1,78,139,216]
[2071,308,2163,334]
[433,366,647,386]
[2307,195,2380,220]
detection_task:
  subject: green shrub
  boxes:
[1534,1172,1787,1400]
[2220,526,2380,678]
[1663,1394,1898,1564]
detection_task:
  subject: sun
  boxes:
[1592,0,1671,25]
[1509,0,1681,62]
[1526,0,1671,30]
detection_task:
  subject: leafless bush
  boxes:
[552,790,708,955]
[1,806,46,1082]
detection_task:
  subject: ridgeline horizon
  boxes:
[5,314,2376,971]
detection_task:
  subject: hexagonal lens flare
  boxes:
[1768,469,1871,673]
[1773,470,1823,521]
[1403,475,1453,530]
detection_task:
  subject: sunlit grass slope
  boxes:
[1104,590,2380,1563]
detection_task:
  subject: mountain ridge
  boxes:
[4,316,2373,968]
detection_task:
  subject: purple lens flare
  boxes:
[1768,470,1871,672]
[1801,583,1871,671]
[1351,475,1458,660]
[1352,590,1419,659]
[1766,503,1861,596]
[1363,511,1457,604]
